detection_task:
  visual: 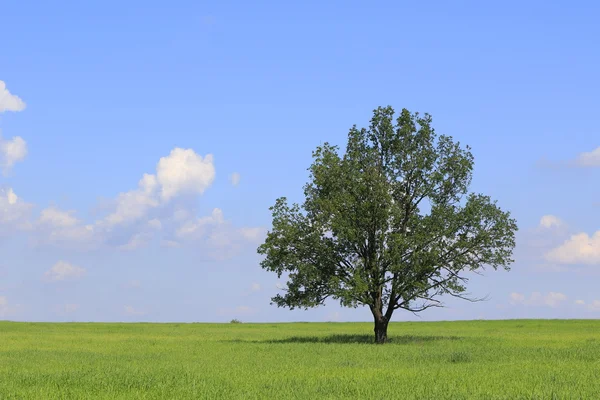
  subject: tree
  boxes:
[258,106,517,344]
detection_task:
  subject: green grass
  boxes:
[1,320,600,399]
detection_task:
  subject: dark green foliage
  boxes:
[258,106,517,342]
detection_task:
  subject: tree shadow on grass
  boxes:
[226,334,463,345]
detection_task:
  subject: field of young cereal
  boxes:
[1,320,599,399]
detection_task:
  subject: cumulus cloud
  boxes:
[102,173,160,227]
[34,206,96,248]
[0,145,260,256]
[230,172,241,186]
[575,299,600,312]
[0,187,33,235]
[509,292,525,305]
[157,148,215,201]
[115,218,163,251]
[508,291,568,307]
[574,146,600,167]
[172,207,263,257]
[543,292,568,307]
[588,300,600,312]
[545,231,600,265]
[514,214,570,269]
[175,208,224,238]
[100,148,214,228]
[0,133,27,174]
[0,81,26,113]
[39,207,79,227]
[44,261,86,282]
[91,148,220,249]
[539,215,563,229]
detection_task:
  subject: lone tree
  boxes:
[258,107,517,344]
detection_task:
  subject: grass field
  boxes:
[1,320,600,399]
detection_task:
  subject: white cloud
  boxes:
[157,148,215,201]
[117,233,151,251]
[539,215,563,229]
[0,81,26,113]
[171,208,262,258]
[175,208,224,239]
[6,188,17,205]
[39,207,79,227]
[102,173,160,226]
[509,292,525,305]
[0,145,259,256]
[0,133,27,174]
[92,148,218,249]
[115,218,164,251]
[0,187,33,234]
[575,300,586,306]
[515,215,570,269]
[546,231,600,265]
[230,172,241,186]
[588,300,600,312]
[251,283,261,292]
[238,227,266,243]
[508,291,567,308]
[44,261,86,282]
[575,147,600,167]
[544,292,568,307]
[34,206,96,248]
[99,146,215,228]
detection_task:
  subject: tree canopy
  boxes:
[258,106,517,343]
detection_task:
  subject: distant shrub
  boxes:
[230,319,242,324]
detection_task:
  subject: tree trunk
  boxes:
[374,316,389,344]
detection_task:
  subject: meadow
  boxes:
[1,319,599,399]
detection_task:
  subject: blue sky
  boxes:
[1,1,599,322]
